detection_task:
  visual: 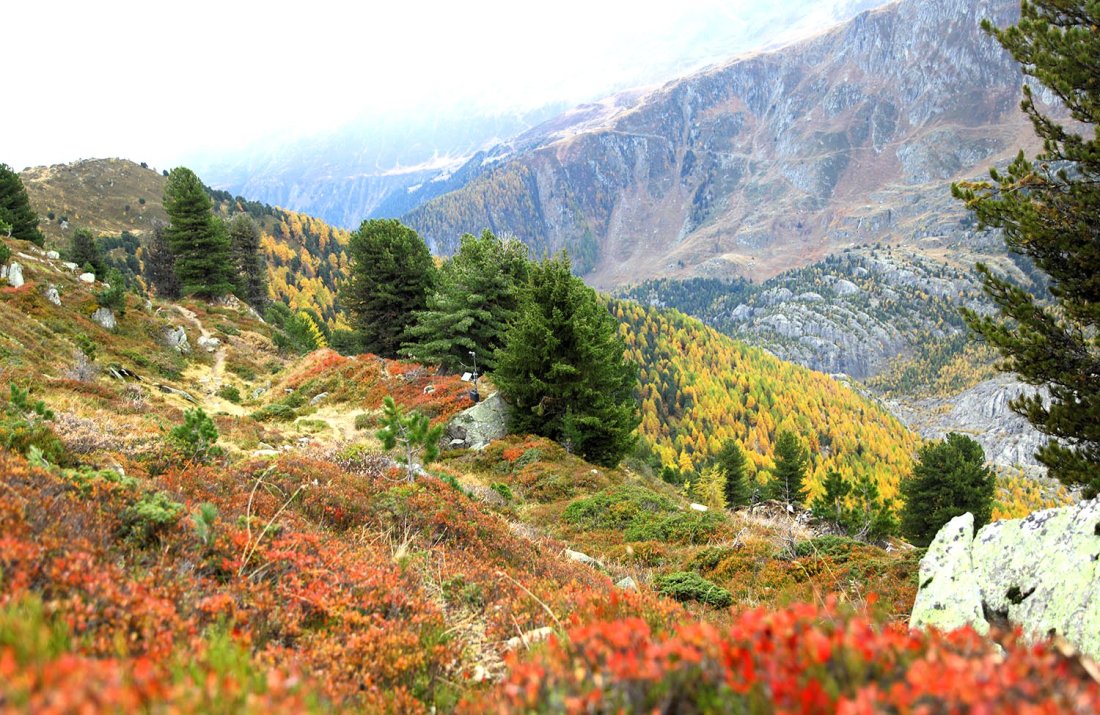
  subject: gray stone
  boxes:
[910,513,987,635]
[163,326,190,354]
[46,250,60,260]
[615,576,638,591]
[6,262,23,288]
[78,272,95,284]
[834,279,860,296]
[445,392,510,450]
[564,548,602,568]
[309,392,329,405]
[910,500,1100,660]
[62,261,79,271]
[44,285,61,306]
[197,335,221,352]
[91,307,117,330]
[505,626,554,651]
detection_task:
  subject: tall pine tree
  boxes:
[68,228,106,277]
[493,253,640,467]
[341,219,435,358]
[143,223,182,300]
[0,164,43,246]
[769,430,808,506]
[954,1,1100,495]
[715,439,750,508]
[900,433,995,547]
[402,230,529,373]
[162,167,233,299]
[227,213,268,309]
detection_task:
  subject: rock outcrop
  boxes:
[2,262,24,288]
[91,307,117,330]
[910,500,1100,660]
[445,392,510,450]
[163,326,190,354]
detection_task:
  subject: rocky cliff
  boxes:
[403,0,1034,286]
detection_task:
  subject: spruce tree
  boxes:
[227,213,268,309]
[769,430,808,505]
[0,163,43,246]
[143,223,182,300]
[402,230,529,373]
[953,1,1100,495]
[900,433,995,547]
[162,167,233,299]
[494,253,640,467]
[68,228,106,277]
[341,219,434,358]
[715,439,750,508]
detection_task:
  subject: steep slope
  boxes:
[403,0,1034,285]
[618,301,919,499]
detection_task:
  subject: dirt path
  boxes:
[174,305,242,416]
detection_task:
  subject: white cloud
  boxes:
[2,0,883,171]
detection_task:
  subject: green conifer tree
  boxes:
[0,163,43,246]
[227,213,268,309]
[954,1,1100,495]
[376,395,444,480]
[769,430,808,506]
[162,167,233,298]
[68,228,106,278]
[715,439,750,508]
[494,253,640,467]
[143,223,182,300]
[341,219,434,358]
[900,433,995,547]
[402,230,529,373]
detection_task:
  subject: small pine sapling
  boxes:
[376,395,444,480]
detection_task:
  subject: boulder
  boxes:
[46,250,60,260]
[834,278,860,296]
[163,326,190,354]
[309,392,329,405]
[5,262,24,288]
[44,285,61,306]
[197,335,221,352]
[62,261,79,271]
[615,576,639,591]
[910,513,987,635]
[910,500,1100,660]
[78,272,95,284]
[91,307,117,330]
[564,548,602,568]
[445,391,510,450]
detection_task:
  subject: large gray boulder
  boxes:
[4,262,24,288]
[91,307,117,330]
[445,391,510,450]
[910,499,1100,659]
[163,326,190,354]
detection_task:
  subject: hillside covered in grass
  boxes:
[1,234,1097,711]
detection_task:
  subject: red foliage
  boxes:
[470,598,1100,713]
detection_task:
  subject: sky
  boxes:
[4,0,884,172]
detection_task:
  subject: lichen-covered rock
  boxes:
[5,262,24,288]
[445,391,509,450]
[44,285,61,306]
[78,272,95,284]
[910,513,987,635]
[197,335,221,352]
[163,326,190,354]
[910,499,1100,660]
[91,307,117,330]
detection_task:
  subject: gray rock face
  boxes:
[163,326,190,354]
[5,262,24,288]
[91,307,117,330]
[888,374,1049,473]
[910,500,1100,660]
[445,392,510,450]
[44,285,61,306]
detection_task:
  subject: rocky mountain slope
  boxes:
[402,0,1035,285]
